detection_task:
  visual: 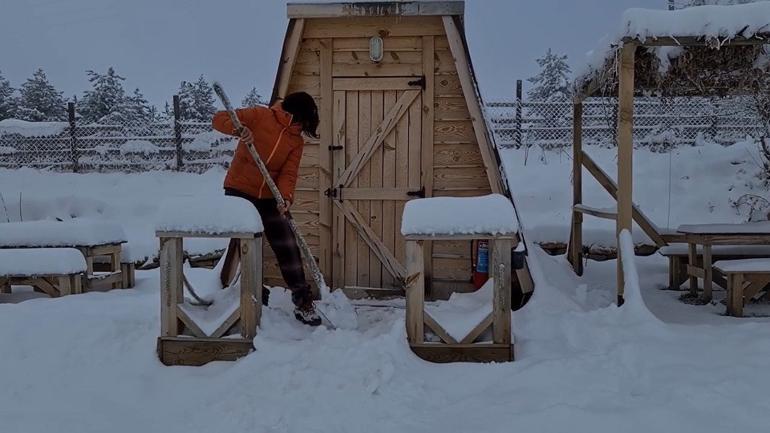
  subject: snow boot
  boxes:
[292,289,322,327]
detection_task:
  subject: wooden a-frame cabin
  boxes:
[266,1,533,300]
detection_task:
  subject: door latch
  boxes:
[407,187,425,198]
[408,76,426,89]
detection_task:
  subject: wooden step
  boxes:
[574,204,618,220]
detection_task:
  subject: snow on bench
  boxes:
[714,259,770,274]
[659,245,770,257]
[400,194,518,237]
[155,196,263,236]
[0,219,127,248]
[0,248,86,277]
[677,222,770,235]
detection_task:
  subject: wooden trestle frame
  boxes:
[405,232,515,363]
[156,230,262,366]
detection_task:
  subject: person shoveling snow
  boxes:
[212,87,356,329]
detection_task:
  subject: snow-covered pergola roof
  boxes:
[568,2,770,302]
[575,2,770,100]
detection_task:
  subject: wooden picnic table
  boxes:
[678,222,770,302]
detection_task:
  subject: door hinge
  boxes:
[407,187,425,198]
[408,76,426,89]
[328,145,343,151]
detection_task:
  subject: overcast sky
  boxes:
[1,0,662,107]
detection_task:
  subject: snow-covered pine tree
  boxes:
[16,69,66,121]
[177,76,216,122]
[0,70,16,120]
[242,87,267,107]
[99,87,155,135]
[78,67,127,124]
[527,49,572,101]
[161,101,173,121]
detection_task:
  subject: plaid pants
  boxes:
[225,188,311,304]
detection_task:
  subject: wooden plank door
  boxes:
[330,77,425,291]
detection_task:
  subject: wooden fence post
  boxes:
[515,80,523,148]
[68,102,79,173]
[172,95,183,170]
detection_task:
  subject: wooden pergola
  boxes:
[568,31,770,304]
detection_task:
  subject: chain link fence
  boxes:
[2,95,769,172]
[487,96,768,150]
[0,100,236,172]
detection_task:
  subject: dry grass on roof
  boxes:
[580,40,770,99]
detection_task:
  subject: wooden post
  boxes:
[173,95,183,170]
[515,80,523,148]
[569,102,584,275]
[160,237,183,336]
[616,42,636,305]
[421,35,436,295]
[0,277,11,294]
[239,236,262,339]
[688,242,699,296]
[728,273,744,317]
[405,240,424,344]
[68,102,79,173]
[702,243,713,302]
[492,239,512,345]
[318,38,333,295]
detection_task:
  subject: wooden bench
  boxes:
[714,259,770,317]
[0,248,86,297]
[154,196,264,366]
[0,219,132,291]
[658,245,770,291]
[401,194,519,363]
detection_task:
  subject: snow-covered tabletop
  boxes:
[155,196,263,235]
[0,219,127,248]
[400,194,518,237]
[677,222,770,235]
[659,244,770,256]
[0,248,87,276]
[714,258,770,273]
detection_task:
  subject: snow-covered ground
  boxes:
[2,140,770,432]
[502,138,767,247]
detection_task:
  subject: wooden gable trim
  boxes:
[270,18,306,105]
[287,2,464,19]
[441,15,505,195]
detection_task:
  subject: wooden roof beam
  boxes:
[623,33,769,47]
[287,1,464,18]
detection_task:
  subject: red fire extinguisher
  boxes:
[472,240,489,289]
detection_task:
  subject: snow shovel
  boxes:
[213,81,357,330]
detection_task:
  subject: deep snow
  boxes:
[1,140,770,431]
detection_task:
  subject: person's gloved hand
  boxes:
[277,201,291,216]
[238,126,254,145]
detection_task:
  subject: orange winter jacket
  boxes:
[212,104,304,203]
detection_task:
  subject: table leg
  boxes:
[702,244,713,303]
[688,243,698,296]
